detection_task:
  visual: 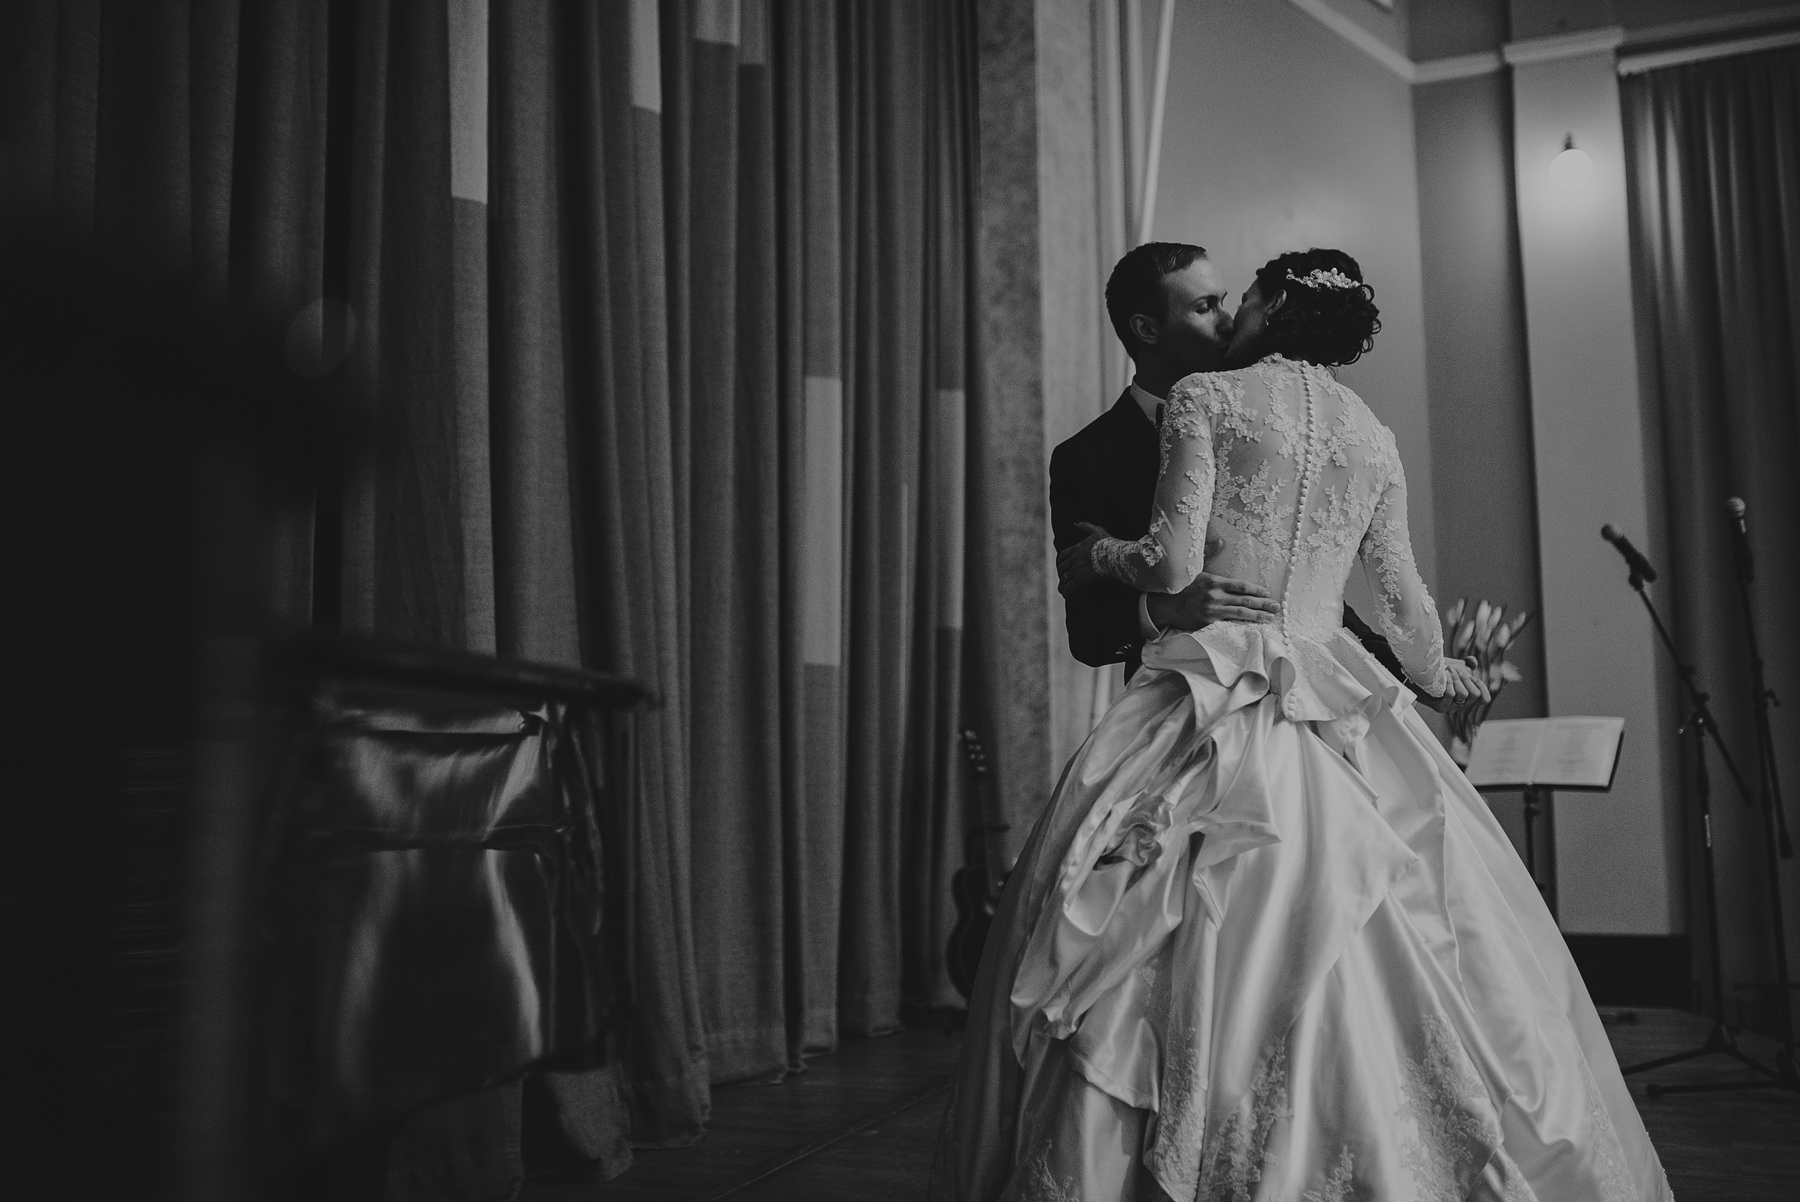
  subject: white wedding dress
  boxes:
[930,355,1673,1201]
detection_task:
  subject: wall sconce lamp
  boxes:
[1550,133,1593,187]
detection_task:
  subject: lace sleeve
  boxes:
[1357,445,1448,694]
[1090,375,1217,594]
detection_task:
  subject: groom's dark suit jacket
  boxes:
[1050,389,1413,685]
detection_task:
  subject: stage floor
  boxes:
[533,1007,1798,1201]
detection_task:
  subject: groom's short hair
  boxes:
[1106,242,1208,359]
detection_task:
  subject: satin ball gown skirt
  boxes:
[929,628,1673,1202]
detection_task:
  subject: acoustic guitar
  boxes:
[946,728,1009,1002]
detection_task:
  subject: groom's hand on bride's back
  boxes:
[1146,573,1279,631]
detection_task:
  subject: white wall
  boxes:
[1510,43,1683,934]
[1024,1,1694,936]
[1152,2,1687,935]
[1413,68,1547,862]
[1153,0,1438,597]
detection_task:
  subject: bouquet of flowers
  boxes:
[1443,598,1533,747]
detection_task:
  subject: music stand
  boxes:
[1467,717,1626,919]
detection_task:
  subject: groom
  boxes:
[1050,241,1420,693]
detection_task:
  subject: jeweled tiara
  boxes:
[1285,267,1358,291]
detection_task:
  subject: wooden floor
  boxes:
[524,1008,1799,1201]
[1600,1007,1799,1200]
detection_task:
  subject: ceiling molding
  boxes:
[1412,50,1504,85]
[1284,0,1415,83]
[1285,2,1800,88]
[1620,3,1800,50]
[1282,0,1537,87]
[1502,26,1625,68]
[1619,26,1800,75]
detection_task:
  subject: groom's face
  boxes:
[1147,259,1234,374]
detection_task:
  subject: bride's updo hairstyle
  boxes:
[1252,247,1381,367]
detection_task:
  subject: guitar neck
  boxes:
[960,729,1010,884]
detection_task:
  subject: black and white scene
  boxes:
[5,1,1800,1199]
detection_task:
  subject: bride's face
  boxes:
[1224,280,1283,366]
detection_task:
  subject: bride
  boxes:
[929,249,1673,1201]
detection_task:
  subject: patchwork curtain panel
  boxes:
[0,0,987,1163]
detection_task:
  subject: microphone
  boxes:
[1601,524,1658,583]
[1726,496,1754,582]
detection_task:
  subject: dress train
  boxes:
[929,627,1672,1202]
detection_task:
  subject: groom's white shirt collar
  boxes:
[1128,380,1163,426]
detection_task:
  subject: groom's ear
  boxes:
[1128,313,1160,347]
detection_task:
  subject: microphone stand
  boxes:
[1617,564,1799,1095]
[1726,510,1799,1090]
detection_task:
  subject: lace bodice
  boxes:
[1092,355,1447,694]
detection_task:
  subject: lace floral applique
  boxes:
[1263,384,1305,462]
[1577,1057,1639,1202]
[1302,479,1377,560]
[1148,1025,1209,1197]
[1093,519,1167,585]
[1360,521,1411,628]
[1092,357,1449,691]
[1151,1029,1368,1202]
[1198,371,1254,442]
[1163,387,1215,475]
[1132,953,1162,999]
[1194,1040,1292,1202]
[1177,467,1213,572]
[1300,1146,1359,1202]
[1090,377,1218,591]
[1218,458,1290,551]
[1021,1141,1084,1202]
[1356,424,1448,692]
[1395,1015,1502,1201]
[1316,381,1371,469]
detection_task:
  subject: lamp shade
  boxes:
[1550,133,1593,187]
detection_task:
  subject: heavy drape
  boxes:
[488,0,983,1092]
[1622,47,1800,1041]
[1,0,986,1190]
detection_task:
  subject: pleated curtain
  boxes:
[1622,46,1800,1040]
[1,0,985,1167]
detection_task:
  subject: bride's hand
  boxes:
[1056,522,1114,594]
[1428,656,1489,719]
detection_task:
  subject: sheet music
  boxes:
[1463,720,1543,788]
[1534,717,1624,788]
[1462,716,1624,790]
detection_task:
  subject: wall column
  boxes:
[1509,29,1683,934]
